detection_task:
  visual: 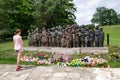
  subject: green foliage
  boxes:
[0,0,76,40]
[81,24,95,29]
[91,7,119,26]
[32,0,76,29]
[117,14,120,24]
[0,29,13,41]
[0,0,34,41]
[54,0,76,26]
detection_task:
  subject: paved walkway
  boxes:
[0,65,120,80]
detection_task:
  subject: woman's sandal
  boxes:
[16,67,21,71]
[16,66,22,71]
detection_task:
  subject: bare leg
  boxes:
[16,52,22,68]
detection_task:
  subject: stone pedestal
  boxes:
[80,47,109,53]
[23,47,109,54]
[52,48,80,54]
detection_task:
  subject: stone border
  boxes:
[80,47,109,53]
[23,47,109,54]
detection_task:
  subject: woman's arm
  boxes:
[19,36,23,46]
[13,36,16,45]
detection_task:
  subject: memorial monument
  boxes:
[28,25,104,48]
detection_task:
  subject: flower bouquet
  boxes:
[37,53,45,60]
[51,52,71,64]
[37,59,51,65]
[110,53,120,62]
[57,62,69,67]
[37,53,49,59]
[21,56,38,62]
[68,59,82,67]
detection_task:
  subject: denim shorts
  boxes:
[15,50,19,53]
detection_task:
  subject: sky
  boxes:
[73,0,120,25]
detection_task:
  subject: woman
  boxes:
[13,29,23,71]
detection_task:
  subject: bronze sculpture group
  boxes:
[28,25,104,47]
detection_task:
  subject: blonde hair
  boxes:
[14,29,21,34]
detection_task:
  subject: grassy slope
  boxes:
[102,25,120,47]
[0,39,28,51]
[0,39,28,64]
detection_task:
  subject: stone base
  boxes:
[23,47,109,54]
[52,48,80,54]
[23,47,52,52]
[80,47,109,53]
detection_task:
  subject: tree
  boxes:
[0,0,34,37]
[54,0,76,26]
[91,7,118,26]
[32,0,76,29]
[0,0,76,41]
[117,14,120,24]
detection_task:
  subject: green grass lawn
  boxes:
[0,39,29,64]
[0,39,28,51]
[102,25,120,48]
